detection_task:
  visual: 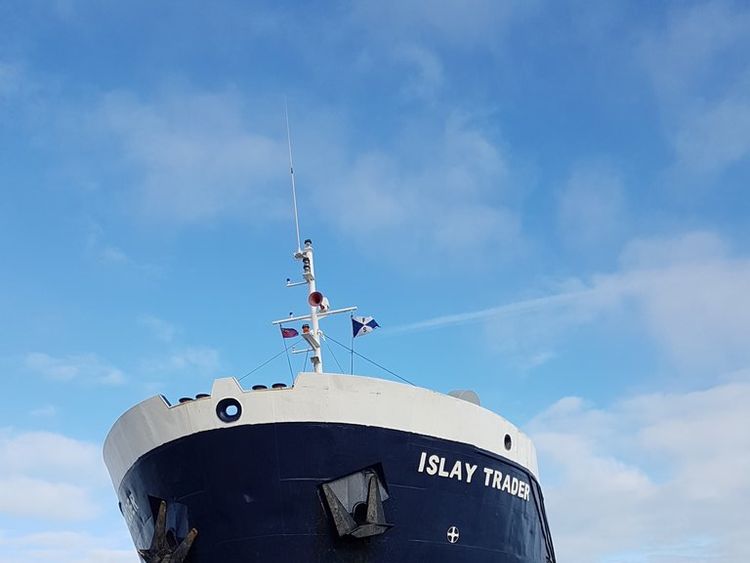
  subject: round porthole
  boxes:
[216,398,242,423]
[504,433,512,451]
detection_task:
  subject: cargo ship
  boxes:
[103,235,556,562]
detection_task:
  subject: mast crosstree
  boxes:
[272,240,357,373]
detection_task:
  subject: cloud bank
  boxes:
[396,231,750,374]
[529,373,750,562]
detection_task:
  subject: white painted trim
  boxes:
[103,373,539,490]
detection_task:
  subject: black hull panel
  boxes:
[117,423,555,562]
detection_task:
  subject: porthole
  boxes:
[504,433,512,451]
[216,398,242,423]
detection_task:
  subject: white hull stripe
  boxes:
[103,373,539,489]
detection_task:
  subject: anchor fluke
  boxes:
[321,469,393,539]
[138,500,198,563]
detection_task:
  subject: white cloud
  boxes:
[0,430,133,558]
[0,530,135,563]
[317,112,521,257]
[393,44,444,101]
[141,346,220,376]
[97,85,523,258]
[350,0,533,48]
[135,317,220,376]
[618,230,729,269]
[29,405,57,418]
[98,90,287,225]
[25,353,125,386]
[395,231,750,373]
[557,162,626,249]
[0,430,103,484]
[166,347,220,372]
[73,83,524,262]
[84,223,158,274]
[0,477,98,521]
[640,2,750,179]
[616,232,750,373]
[393,286,595,333]
[98,246,129,264]
[672,91,750,175]
[528,374,750,562]
[0,430,106,522]
[641,2,750,103]
[0,63,22,100]
[138,314,178,343]
[0,60,46,119]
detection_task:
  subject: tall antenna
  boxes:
[285,99,302,253]
[273,103,357,374]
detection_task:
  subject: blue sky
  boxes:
[1,1,750,561]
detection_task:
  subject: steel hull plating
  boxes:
[118,422,554,562]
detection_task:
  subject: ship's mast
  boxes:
[272,107,355,374]
[272,241,356,374]
[297,239,324,372]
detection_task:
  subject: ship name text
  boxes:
[417,451,530,502]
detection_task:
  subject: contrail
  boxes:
[389,288,597,334]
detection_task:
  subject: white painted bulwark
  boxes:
[103,372,539,490]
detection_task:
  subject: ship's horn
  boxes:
[308,291,324,307]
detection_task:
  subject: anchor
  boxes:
[321,470,393,539]
[138,500,198,563]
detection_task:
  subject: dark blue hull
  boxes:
[117,423,555,562]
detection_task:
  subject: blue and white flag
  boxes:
[352,316,379,338]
